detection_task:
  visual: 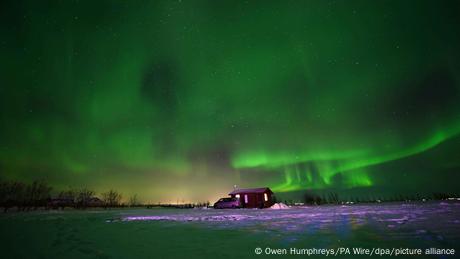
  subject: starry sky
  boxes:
[1,0,460,203]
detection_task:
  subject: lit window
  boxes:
[264,193,268,201]
[244,194,248,203]
[235,194,240,199]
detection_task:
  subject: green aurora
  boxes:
[1,0,460,202]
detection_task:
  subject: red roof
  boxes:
[229,187,272,195]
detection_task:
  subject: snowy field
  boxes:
[1,202,459,258]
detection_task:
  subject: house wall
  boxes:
[230,191,274,208]
[264,192,274,208]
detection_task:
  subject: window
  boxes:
[235,194,240,199]
[264,193,268,202]
[244,194,248,203]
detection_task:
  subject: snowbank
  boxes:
[269,203,290,209]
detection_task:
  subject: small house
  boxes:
[88,197,104,207]
[47,197,75,209]
[229,187,274,208]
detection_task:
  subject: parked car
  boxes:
[213,197,241,209]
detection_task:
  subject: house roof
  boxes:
[229,187,272,195]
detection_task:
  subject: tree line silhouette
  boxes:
[293,191,460,205]
[0,180,137,212]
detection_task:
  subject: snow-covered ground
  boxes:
[1,202,459,258]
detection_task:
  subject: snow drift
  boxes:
[269,203,290,209]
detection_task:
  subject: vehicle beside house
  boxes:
[213,197,240,209]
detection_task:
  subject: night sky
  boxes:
[1,0,460,203]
